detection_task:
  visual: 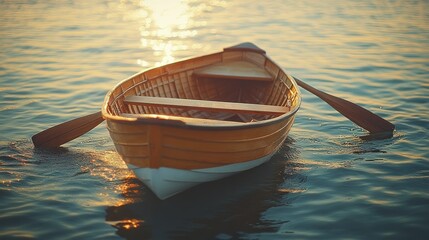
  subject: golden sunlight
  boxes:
[122,219,142,230]
[141,0,189,30]
[138,0,198,66]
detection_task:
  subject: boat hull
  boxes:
[107,115,295,199]
[102,43,301,199]
[128,152,275,200]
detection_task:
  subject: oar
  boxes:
[293,77,395,133]
[32,111,104,148]
[31,78,394,148]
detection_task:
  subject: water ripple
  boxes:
[1,0,429,239]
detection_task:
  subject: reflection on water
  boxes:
[138,0,196,66]
[0,140,129,239]
[1,0,429,239]
[106,140,304,239]
[128,0,225,67]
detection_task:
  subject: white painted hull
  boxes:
[127,153,275,200]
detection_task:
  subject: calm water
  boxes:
[1,0,428,239]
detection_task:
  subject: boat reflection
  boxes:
[105,138,304,239]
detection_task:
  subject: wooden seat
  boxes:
[120,113,243,126]
[192,61,273,81]
[124,96,289,116]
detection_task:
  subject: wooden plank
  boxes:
[193,61,273,81]
[121,113,242,126]
[124,96,289,115]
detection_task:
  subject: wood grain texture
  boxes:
[107,115,295,169]
[193,61,273,81]
[102,42,301,170]
[294,77,395,133]
[124,95,289,116]
[32,111,104,148]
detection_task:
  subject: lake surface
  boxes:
[1,0,428,239]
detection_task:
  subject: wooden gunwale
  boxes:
[105,108,297,131]
[108,115,294,147]
[160,116,294,143]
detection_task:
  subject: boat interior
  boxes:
[106,54,299,124]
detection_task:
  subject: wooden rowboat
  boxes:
[101,42,301,199]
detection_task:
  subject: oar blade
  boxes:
[294,78,395,134]
[32,111,104,148]
[325,94,395,133]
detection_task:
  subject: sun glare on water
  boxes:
[138,0,198,66]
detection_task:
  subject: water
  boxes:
[1,0,428,239]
